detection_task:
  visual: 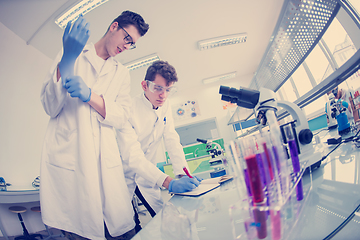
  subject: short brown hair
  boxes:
[109,10,149,36]
[145,60,178,86]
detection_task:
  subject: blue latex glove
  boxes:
[58,15,90,87]
[193,176,203,182]
[64,76,91,102]
[168,176,200,193]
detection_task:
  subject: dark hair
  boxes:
[109,10,149,36]
[145,60,178,86]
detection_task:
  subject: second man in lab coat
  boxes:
[121,60,196,231]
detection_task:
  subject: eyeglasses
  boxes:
[146,80,177,95]
[119,26,136,50]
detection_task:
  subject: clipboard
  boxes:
[172,175,233,197]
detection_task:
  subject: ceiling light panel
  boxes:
[202,72,236,84]
[124,54,160,71]
[198,33,247,51]
[55,0,110,29]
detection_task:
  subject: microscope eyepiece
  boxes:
[221,95,237,103]
[219,85,260,109]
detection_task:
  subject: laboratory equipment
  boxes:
[222,86,317,239]
[219,86,322,168]
[196,138,227,177]
[227,124,311,240]
[325,92,338,130]
[329,88,352,135]
[0,177,11,191]
[283,125,303,201]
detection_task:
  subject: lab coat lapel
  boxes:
[83,44,118,78]
[153,107,165,140]
[83,44,101,74]
[99,60,118,77]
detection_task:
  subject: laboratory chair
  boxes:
[8,206,43,240]
[132,195,147,216]
[30,206,65,240]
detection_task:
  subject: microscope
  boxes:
[196,138,227,178]
[219,86,323,169]
[325,92,338,130]
[328,88,351,136]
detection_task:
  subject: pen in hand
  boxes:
[183,167,193,178]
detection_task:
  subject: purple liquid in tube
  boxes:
[256,153,267,186]
[263,143,274,181]
[272,146,281,176]
[296,179,304,201]
[288,139,300,173]
[243,169,252,196]
[287,139,303,201]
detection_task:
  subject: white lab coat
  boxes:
[122,93,189,213]
[40,43,135,240]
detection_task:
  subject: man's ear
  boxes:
[141,81,147,91]
[109,22,118,32]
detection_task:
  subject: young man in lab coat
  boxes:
[121,60,199,231]
[40,12,199,240]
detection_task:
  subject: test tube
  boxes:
[226,141,250,198]
[260,133,283,240]
[284,125,303,201]
[240,136,267,239]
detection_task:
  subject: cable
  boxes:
[322,203,360,240]
[320,128,360,239]
[313,128,328,136]
[353,128,360,137]
[321,141,343,161]
[321,128,360,161]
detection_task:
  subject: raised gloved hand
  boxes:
[168,176,200,193]
[64,76,91,102]
[58,15,90,87]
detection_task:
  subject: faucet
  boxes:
[194,148,199,157]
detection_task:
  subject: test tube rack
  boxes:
[227,142,313,240]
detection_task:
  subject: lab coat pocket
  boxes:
[47,127,77,171]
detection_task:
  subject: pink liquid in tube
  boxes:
[270,210,281,240]
[245,154,265,203]
[245,151,268,239]
[253,208,267,239]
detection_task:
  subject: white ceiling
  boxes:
[0,0,284,96]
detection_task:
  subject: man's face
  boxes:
[105,22,140,58]
[142,74,175,109]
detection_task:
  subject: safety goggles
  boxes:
[146,80,177,95]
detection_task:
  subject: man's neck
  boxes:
[94,39,110,60]
[143,92,159,110]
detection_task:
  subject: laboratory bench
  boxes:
[133,127,360,240]
[0,185,40,240]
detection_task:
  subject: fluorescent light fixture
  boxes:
[198,33,247,51]
[202,72,236,84]
[124,54,160,71]
[55,0,110,29]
